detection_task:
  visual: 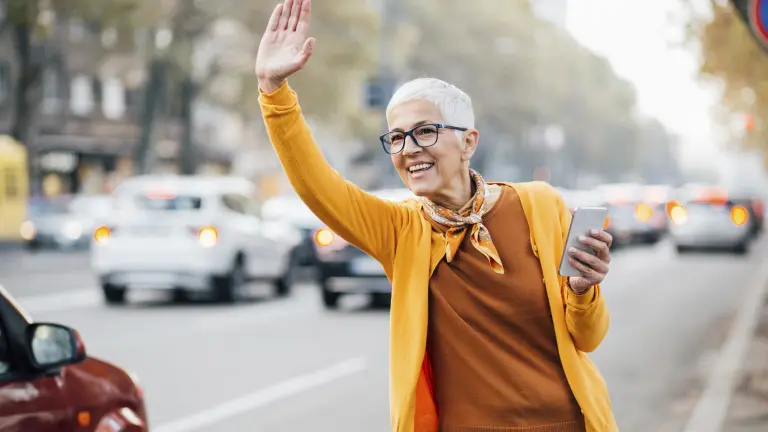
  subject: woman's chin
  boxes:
[407,181,438,199]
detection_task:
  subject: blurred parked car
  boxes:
[20,195,113,251]
[313,188,415,309]
[595,183,668,246]
[0,284,147,431]
[90,175,301,305]
[668,187,752,254]
[260,193,324,267]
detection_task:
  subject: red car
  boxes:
[0,285,147,431]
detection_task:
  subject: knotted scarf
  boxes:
[420,169,504,274]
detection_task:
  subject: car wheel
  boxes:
[371,293,391,308]
[675,245,689,254]
[213,259,245,303]
[733,243,748,255]
[274,268,294,298]
[102,283,127,305]
[321,283,341,310]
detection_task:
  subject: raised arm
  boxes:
[255,0,408,264]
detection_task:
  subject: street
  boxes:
[1,238,766,432]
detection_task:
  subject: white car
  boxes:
[669,192,752,255]
[90,175,301,304]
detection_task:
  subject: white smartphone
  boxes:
[558,206,609,277]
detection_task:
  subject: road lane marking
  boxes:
[152,357,368,432]
[682,243,768,432]
[14,290,101,314]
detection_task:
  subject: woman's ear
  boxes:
[462,129,479,161]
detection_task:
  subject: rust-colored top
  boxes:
[427,186,585,432]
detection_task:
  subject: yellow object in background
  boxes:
[0,136,29,241]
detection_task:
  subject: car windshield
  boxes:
[113,192,203,212]
[68,196,113,217]
[28,198,70,216]
[134,195,203,211]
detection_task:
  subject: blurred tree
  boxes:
[400,0,645,182]
[680,0,768,159]
[636,118,682,183]
[121,0,213,174]
[4,0,139,193]
[211,0,379,137]
[5,0,137,157]
[126,0,380,174]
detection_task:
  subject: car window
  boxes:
[134,195,202,211]
[221,194,246,214]
[0,326,13,375]
[222,194,259,216]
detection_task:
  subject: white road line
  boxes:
[14,289,101,314]
[152,357,368,432]
[682,244,768,432]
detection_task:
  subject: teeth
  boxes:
[408,163,434,173]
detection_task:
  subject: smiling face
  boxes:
[386,99,479,204]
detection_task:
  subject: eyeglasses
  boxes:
[379,123,468,155]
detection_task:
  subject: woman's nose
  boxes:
[402,136,421,155]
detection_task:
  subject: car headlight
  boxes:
[20,221,36,240]
[62,221,83,239]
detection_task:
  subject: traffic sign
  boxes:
[748,0,768,49]
[733,0,768,52]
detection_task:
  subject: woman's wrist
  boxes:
[567,277,591,295]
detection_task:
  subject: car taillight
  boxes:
[669,205,688,225]
[731,206,749,226]
[93,226,112,245]
[314,228,335,247]
[751,199,764,218]
[635,203,653,222]
[197,226,218,248]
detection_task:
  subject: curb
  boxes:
[682,245,768,432]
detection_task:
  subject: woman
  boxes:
[255,1,617,431]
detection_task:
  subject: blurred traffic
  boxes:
[7,174,767,308]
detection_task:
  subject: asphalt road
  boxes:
[1,237,766,432]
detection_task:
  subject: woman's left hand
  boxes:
[567,229,613,293]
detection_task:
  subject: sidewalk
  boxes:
[723,297,768,431]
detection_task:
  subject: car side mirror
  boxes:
[26,323,86,370]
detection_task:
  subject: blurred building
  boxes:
[0,16,233,197]
[0,18,142,195]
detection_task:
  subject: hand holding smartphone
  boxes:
[558,207,609,277]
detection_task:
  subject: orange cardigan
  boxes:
[259,81,618,432]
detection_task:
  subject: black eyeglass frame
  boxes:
[379,123,468,155]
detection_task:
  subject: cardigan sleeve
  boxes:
[259,81,408,265]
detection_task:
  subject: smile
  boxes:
[408,163,434,173]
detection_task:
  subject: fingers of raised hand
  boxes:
[267,4,283,33]
[288,0,303,31]
[296,0,311,33]
[278,0,294,31]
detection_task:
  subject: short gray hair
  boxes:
[386,78,475,130]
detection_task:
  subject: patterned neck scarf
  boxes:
[420,169,504,274]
